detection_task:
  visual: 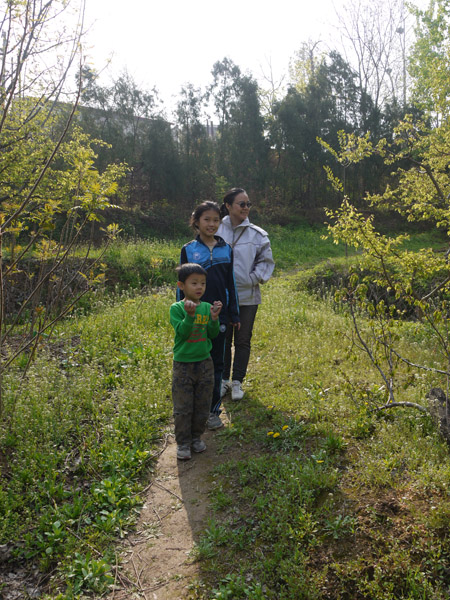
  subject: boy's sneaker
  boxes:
[177,445,191,460]
[220,379,231,397]
[191,438,206,453]
[231,380,244,401]
[207,413,224,430]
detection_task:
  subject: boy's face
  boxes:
[177,273,206,302]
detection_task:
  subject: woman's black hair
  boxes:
[176,263,207,282]
[220,187,246,218]
[189,201,221,230]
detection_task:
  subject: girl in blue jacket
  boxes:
[178,201,240,430]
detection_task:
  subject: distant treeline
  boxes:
[75,49,415,231]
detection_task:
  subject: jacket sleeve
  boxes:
[249,235,275,285]
[176,246,188,301]
[227,248,240,323]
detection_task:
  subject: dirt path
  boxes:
[109,412,231,600]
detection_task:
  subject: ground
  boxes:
[108,412,232,600]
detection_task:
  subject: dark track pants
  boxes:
[223,305,258,383]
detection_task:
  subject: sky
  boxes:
[82,0,342,111]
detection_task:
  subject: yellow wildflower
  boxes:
[267,431,274,436]
[316,460,324,463]
[282,425,289,430]
[273,432,280,438]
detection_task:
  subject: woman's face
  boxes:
[227,192,251,224]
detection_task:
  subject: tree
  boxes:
[78,68,161,203]
[409,0,450,124]
[208,58,268,194]
[272,48,373,208]
[0,0,127,416]
[175,84,215,205]
[335,0,411,112]
[318,1,450,419]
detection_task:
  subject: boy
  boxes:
[170,263,222,460]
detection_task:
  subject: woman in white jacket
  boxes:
[218,188,275,400]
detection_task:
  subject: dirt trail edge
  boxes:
[108,412,232,600]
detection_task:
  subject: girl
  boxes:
[178,201,240,429]
[218,188,275,401]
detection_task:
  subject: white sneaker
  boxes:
[220,379,231,397]
[231,380,244,401]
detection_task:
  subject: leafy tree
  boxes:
[141,116,181,207]
[175,84,215,205]
[208,58,268,194]
[318,1,450,416]
[273,49,372,208]
[409,0,450,123]
[0,0,127,416]
[78,68,161,203]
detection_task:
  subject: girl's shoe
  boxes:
[177,445,191,460]
[220,379,231,397]
[207,413,224,430]
[231,380,244,401]
[191,438,206,453]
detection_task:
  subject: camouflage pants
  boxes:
[172,358,214,446]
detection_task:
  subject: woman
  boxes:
[218,188,275,400]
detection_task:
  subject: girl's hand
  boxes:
[184,300,197,317]
[233,321,241,331]
[210,301,223,320]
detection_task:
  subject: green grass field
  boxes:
[0,223,449,598]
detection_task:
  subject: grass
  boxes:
[0,289,174,597]
[188,275,450,599]
[1,222,449,598]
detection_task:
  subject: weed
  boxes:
[65,552,113,594]
[323,514,357,539]
[211,573,265,599]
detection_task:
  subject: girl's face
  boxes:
[227,192,251,225]
[196,209,220,240]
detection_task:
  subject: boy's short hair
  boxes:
[176,263,207,282]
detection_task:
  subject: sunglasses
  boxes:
[235,201,252,208]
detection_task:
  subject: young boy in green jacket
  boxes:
[170,263,222,460]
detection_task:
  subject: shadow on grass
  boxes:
[174,387,348,598]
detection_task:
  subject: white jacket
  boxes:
[217,216,275,305]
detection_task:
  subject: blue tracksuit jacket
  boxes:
[177,235,240,326]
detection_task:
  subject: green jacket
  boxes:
[170,301,219,362]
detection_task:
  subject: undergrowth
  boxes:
[0,225,449,598]
[189,275,450,600]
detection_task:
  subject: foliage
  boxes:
[0,0,128,417]
[0,288,173,596]
[317,3,450,404]
[190,275,450,599]
[2,231,450,597]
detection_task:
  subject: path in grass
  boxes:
[109,410,234,599]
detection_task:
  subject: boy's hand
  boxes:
[210,301,222,320]
[184,300,197,317]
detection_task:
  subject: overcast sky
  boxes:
[82,0,342,110]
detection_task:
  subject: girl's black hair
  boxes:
[220,187,246,218]
[189,201,221,230]
[176,263,207,282]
